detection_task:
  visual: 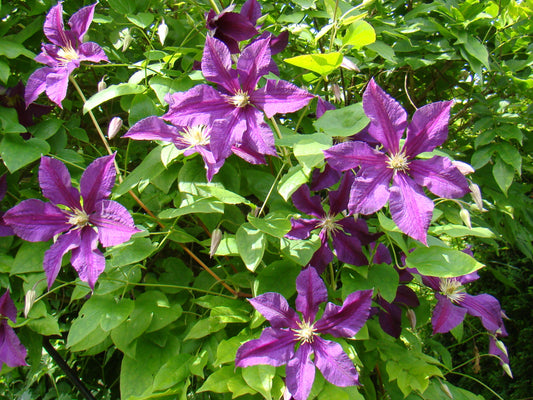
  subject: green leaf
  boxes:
[197,184,253,206]
[0,39,35,59]
[83,83,145,114]
[278,165,308,201]
[100,298,135,331]
[158,196,224,219]
[343,20,376,49]
[67,296,112,348]
[134,291,182,333]
[242,365,276,400]
[430,224,495,238]
[248,212,292,238]
[107,237,155,268]
[126,13,154,29]
[11,241,50,275]
[26,301,60,336]
[0,60,9,84]
[184,317,226,340]
[457,32,490,69]
[496,124,523,144]
[294,136,332,173]
[115,146,164,196]
[405,246,484,277]
[215,336,244,366]
[152,354,190,391]
[198,366,240,394]
[255,260,300,298]
[492,155,514,195]
[496,142,521,174]
[128,93,158,126]
[284,52,343,76]
[0,107,25,133]
[367,41,397,62]
[471,144,496,169]
[149,75,193,105]
[236,223,267,272]
[28,118,63,140]
[314,103,369,137]
[0,135,49,172]
[341,264,398,303]
[280,237,320,266]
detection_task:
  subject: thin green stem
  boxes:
[446,371,504,400]
[208,0,221,14]
[258,162,286,217]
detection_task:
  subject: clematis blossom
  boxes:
[25,2,108,108]
[286,172,380,274]
[0,291,27,368]
[4,154,140,289]
[236,268,372,400]
[164,36,314,164]
[324,79,469,244]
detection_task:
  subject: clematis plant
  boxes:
[0,175,14,237]
[0,291,27,368]
[286,172,380,274]
[3,154,140,289]
[324,78,469,244]
[164,36,314,164]
[236,267,373,400]
[25,2,108,108]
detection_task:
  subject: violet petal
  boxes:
[70,226,105,289]
[292,185,325,218]
[0,320,28,367]
[286,218,321,240]
[295,267,328,322]
[90,199,140,247]
[460,293,505,332]
[124,116,181,142]
[432,294,467,334]
[248,293,299,329]
[324,141,387,172]
[286,342,315,400]
[0,291,17,323]
[25,67,51,106]
[251,80,314,119]
[43,229,81,288]
[313,336,359,387]
[237,38,271,92]
[39,156,81,210]
[348,168,393,215]
[80,154,116,214]
[68,3,97,42]
[409,157,470,199]
[235,327,296,367]
[202,36,239,93]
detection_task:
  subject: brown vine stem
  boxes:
[70,75,243,298]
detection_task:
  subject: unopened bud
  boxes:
[122,28,132,52]
[469,182,485,212]
[452,160,475,175]
[459,208,472,229]
[107,117,123,139]
[209,228,222,258]
[502,363,513,378]
[473,344,481,373]
[340,56,360,71]
[406,308,417,330]
[332,83,342,103]
[439,380,453,399]
[97,76,107,92]
[158,20,169,46]
[24,289,37,318]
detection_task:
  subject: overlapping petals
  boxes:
[0,291,27,368]
[236,268,372,400]
[4,154,140,288]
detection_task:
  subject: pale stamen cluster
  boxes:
[67,208,90,228]
[229,90,251,108]
[56,44,80,65]
[293,320,317,343]
[439,278,466,303]
[181,125,211,147]
[318,215,341,235]
[386,152,410,172]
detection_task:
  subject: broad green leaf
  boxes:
[115,146,164,196]
[107,237,155,268]
[197,184,253,206]
[28,118,63,140]
[284,52,343,76]
[214,236,239,256]
[236,223,267,271]
[158,196,224,218]
[255,260,300,298]
[198,366,239,394]
[367,41,397,62]
[318,384,364,400]
[242,365,276,400]
[67,296,112,348]
[150,75,193,104]
[496,124,523,144]
[343,20,376,49]
[126,13,154,28]
[215,336,244,366]
[430,224,495,238]
[405,246,484,277]
[100,298,135,331]
[278,165,308,201]
[26,301,60,336]
[0,39,35,59]
[0,107,25,133]
[280,237,320,266]
[458,32,490,69]
[342,264,399,303]
[0,135,49,172]
[496,142,521,174]
[314,103,369,137]
[111,304,153,354]
[152,354,190,392]
[128,93,158,126]
[11,241,50,275]
[471,144,496,169]
[83,83,145,114]
[184,317,226,340]
[0,60,9,83]
[248,213,292,238]
[492,155,514,195]
[294,136,332,173]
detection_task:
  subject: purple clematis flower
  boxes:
[25,2,108,108]
[164,36,314,163]
[286,172,380,274]
[236,267,373,400]
[0,82,53,129]
[0,175,14,237]
[324,79,469,244]
[3,154,140,289]
[0,290,27,368]
[124,116,225,181]
[413,270,507,335]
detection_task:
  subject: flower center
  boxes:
[181,125,210,147]
[386,152,410,172]
[57,44,79,65]
[439,278,466,303]
[68,208,90,228]
[293,320,317,343]
[318,215,341,235]
[229,90,250,108]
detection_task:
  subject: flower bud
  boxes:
[122,28,132,52]
[439,380,453,399]
[406,308,417,331]
[24,289,37,318]
[469,182,485,212]
[107,117,123,139]
[452,160,475,175]
[158,20,169,46]
[209,228,222,258]
[97,76,107,92]
[459,208,472,229]
[332,83,342,103]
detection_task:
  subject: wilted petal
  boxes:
[286,343,315,400]
[432,294,467,334]
[202,36,239,93]
[124,116,181,142]
[237,38,271,92]
[0,291,17,323]
[348,168,393,215]
[71,227,105,288]
[45,65,74,108]
[313,336,359,387]
[68,3,96,41]
[315,289,373,337]
[389,173,433,245]
[286,218,321,240]
[363,79,407,154]
[4,199,70,242]
[403,101,453,157]
[324,141,387,172]
[489,336,510,366]
[460,294,505,332]
[78,42,108,63]
[25,67,51,106]
[409,156,470,199]
[295,267,328,322]
[235,327,296,367]
[251,80,314,119]
[39,156,81,210]
[80,154,116,214]
[90,200,140,247]
[0,320,28,367]
[292,185,325,218]
[43,3,68,46]
[248,293,299,329]
[43,229,81,288]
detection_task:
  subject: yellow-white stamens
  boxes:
[68,209,90,228]
[229,90,250,108]
[319,215,341,235]
[57,44,80,65]
[439,278,466,303]
[293,320,317,343]
[386,152,410,172]
[181,125,210,147]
